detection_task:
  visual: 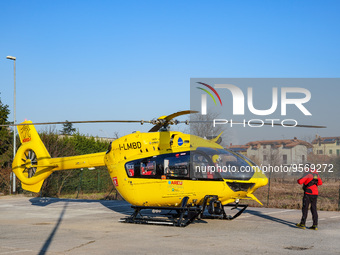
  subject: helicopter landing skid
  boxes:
[120,196,249,227]
[200,195,248,220]
[120,197,202,227]
[200,203,248,220]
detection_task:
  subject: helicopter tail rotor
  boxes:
[12,121,55,192]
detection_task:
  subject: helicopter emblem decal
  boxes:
[19,125,31,143]
[112,177,118,186]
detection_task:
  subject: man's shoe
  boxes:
[309,225,318,230]
[296,223,306,229]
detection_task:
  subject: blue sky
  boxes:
[0,0,339,141]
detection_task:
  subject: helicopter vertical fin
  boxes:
[209,132,223,143]
[12,121,54,193]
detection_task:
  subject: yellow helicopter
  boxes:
[8,110,322,226]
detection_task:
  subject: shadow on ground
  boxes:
[29,197,134,215]
[29,197,298,227]
[243,209,298,228]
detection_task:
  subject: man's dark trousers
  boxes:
[301,194,318,226]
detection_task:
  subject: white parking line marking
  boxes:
[0,249,32,255]
[241,209,295,218]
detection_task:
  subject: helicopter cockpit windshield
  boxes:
[192,147,255,181]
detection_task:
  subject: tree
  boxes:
[189,112,229,146]
[113,131,119,139]
[40,127,78,197]
[39,129,112,197]
[0,95,12,168]
[60,120,76,135]
[332,156,340,180]
[0,95,13,194]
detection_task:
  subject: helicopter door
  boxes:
[190,151,226,199]
[162,152,193,199]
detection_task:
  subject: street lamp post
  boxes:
[7,56,16,194]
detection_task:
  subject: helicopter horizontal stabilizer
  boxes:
[21,180,44,193]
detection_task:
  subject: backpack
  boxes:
[302,173,319,192]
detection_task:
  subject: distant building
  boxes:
[226,144,249,156]
[312,136,340,157]
[58,135,116,143]
[245,138,312,166]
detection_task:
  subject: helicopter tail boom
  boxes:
[12,121,106,193]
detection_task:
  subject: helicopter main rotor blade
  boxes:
[148,110,198,132]
[0,110,199,128]
[0,112,326,129]
[164,110,198,122]
[188,120,326,128]
[0,120,152,127]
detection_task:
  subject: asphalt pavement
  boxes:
[0,196,339,255]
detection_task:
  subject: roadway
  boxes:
[0,196,339,254]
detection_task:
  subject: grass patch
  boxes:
[248,178,340,211]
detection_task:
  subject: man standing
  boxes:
[296,164,322,230]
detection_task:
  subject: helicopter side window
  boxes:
[191,153,208,179]
[190,151,224,181]
[164,153,189,178]
[191,152,216,179]
[141,161,156,176]
[125,153,190,179]
[126,163,135,177]
[125,159,160,178]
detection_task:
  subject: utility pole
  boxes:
[7,56,16,194]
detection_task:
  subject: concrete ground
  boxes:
[0,196,339,255]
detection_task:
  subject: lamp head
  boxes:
[6,56,16,60]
